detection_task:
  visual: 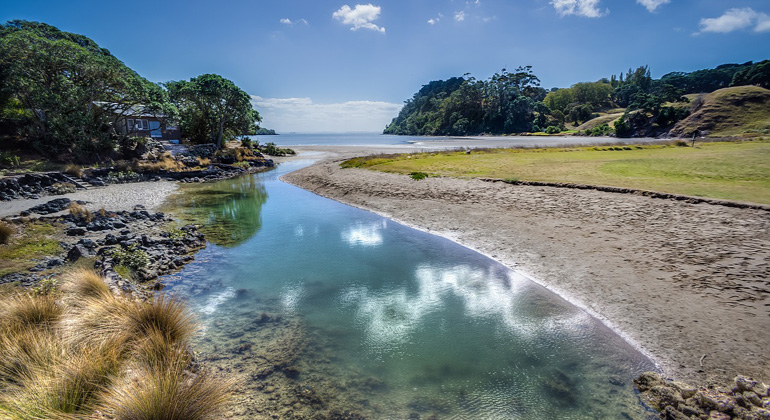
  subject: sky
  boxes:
[2,0,769,132]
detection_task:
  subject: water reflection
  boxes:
[340,264,593,350]
[162,175,267,247]
[341,220,387,247]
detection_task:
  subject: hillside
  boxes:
[669,86,770,138]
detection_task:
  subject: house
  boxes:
[117,106,181,141]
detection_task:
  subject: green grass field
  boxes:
[343,139,770,204]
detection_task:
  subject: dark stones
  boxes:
[636,372,770,420]
[67,227,87,236]
[67,244,92,262]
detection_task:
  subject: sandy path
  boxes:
[283,157,770,386]
[0,181,178,218]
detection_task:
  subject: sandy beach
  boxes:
[282,147,770,386]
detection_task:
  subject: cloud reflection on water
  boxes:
[341,220,388,247]
[340,264,592,350]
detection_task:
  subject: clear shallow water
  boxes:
[161,160,656,419]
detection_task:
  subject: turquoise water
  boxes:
[161,160,656,419]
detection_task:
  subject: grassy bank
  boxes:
[0,268,232,419]
[342,139,770,205]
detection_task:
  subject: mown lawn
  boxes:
[342,140,770,204]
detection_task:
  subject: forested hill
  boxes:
[384,60,770,137]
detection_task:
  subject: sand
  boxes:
[0,181,178,218]
[282,148,770,386]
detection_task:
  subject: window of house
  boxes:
[127,119,134,131]
[140,119,149,130]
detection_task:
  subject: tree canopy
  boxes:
[384,67,548,135]
[166,74,260,148]
[0,20,175,160]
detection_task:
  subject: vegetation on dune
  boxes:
[385,60,770,138]
[0,268,233,419]
[343,139,770,204]
[670,86,770,138]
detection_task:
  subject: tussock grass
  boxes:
[0,269,232,419]
[67,202,92,222]
[0,221,13,245]
[63,164,83,178]
[60,267,111,301]
[104,356,233,420]
[0,293,62,334]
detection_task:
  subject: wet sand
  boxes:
[282,147,770,386]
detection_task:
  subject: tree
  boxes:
[166,74,260,148]
[0,20,175,160]
[731,60,770,88]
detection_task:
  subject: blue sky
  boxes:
[2,0,769,132]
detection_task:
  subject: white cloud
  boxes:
[454,11,466,21]
[333,4,385,33]
[280,18,308,26]
[636,0,669,13]
[428,18,439,25]
[757,14,770,33]
[251,96,402,133]
[697,8,770,34]
[550,0,607,18]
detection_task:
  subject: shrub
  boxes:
[0,221,14,244]
[614,117,632,138]
[410,172,429,180]
[0,151,20,167]
[674,140,689,147]
[260,142,295,156]
[105,170,142,184]
[32,278,58,296]
[68,202,93,222]
[51,182,76,195]
[544,126,562,134]
[110,244,149,271]
[64,164,83,178]
[240,137,253,149]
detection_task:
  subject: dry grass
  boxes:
[0,221,14,245]
[136,153,183,173]
[0,269,233,419]
[67,202,92,223]
[103,355,233,420]
[196,156,211,166]
[63,164,83,178]
[60,268,111,301]
[0,293,62,334]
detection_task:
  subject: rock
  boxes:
[672,381,698,399]
[66,227,87,236]
[694,389,736,413]
[77,238,96,249]
[708,411,731,420]
[634,372,667,392]
[104,234,118,245]
[67,244,91,262]
[646,385,685,411]
[661,406,690,420]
